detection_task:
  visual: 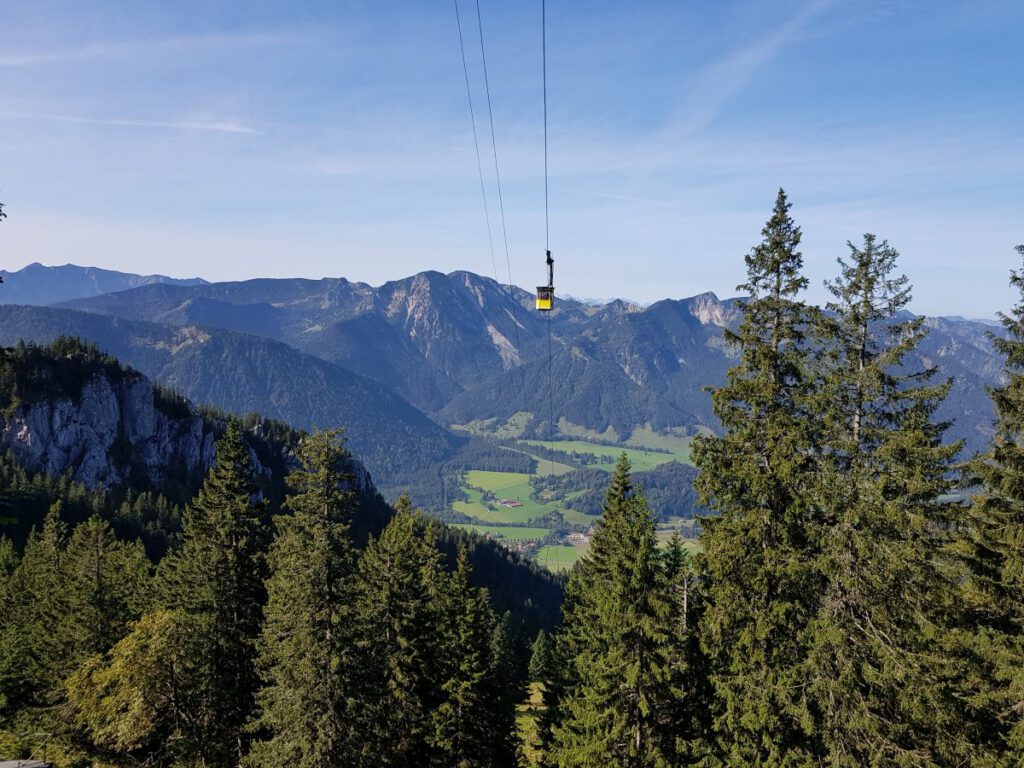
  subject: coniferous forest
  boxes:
[2,191,1024,767]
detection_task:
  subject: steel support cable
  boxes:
[542,0,555,471]
[453,0,500,284]
[472,0,531,416]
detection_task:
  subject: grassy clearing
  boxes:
[654,532,703,555]
[450,411,533,438]
[556,418,621,442]
[559,504,599,527]
[535,544,585,571]
[521,439,691,472]
[500,445,575,477]
[625,426,695,461]
[450,524,550,541]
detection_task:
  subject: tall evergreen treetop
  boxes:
[156,420,267,766]
[248,428,361,768]
[961,243,1024,758]
[550,455,675,768]
[355,494,447,767]
[806,235,968,766]
[692,190,820,765]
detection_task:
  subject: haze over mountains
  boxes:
[0,262,206,305]
[0,262,1005,507]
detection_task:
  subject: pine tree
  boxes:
[247,429,360,768]
[661,534,710,765]
[549,455,674,768]
[804,234,968,765]
[691,189,820,764]
[355,495,448,767]
[157,420,267,765]
[3,503,69,709]
[429,546,512,768]
[62,515,150,664]
[488,611,526,768]
[530,628,553,683]
[0,535,22,714]
[959,243,1024,761]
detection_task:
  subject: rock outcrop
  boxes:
[1,369,218,489]
[0,364,375,494]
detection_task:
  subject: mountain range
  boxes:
[0,262,1007,508]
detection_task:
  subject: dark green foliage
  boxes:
[0,505,151,728]
[538,461,706,523]
[430,547,517,768]
[248,429,360,767]
[661,534,711,763]
[692,189,821,764]
[959,243,1024,760]
[549,456,678,767]
[60,516,151,671]
[355,495,447,766]
[0,337,124,414]
[806,234,969,765]
[530,628,553,682]
[0,504,67,713]
[155,421,267,765]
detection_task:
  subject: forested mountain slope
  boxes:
[0,338,563,627]
[0,305,458,498]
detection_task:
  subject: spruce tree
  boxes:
[549,455,674,768]
[157,420,267,765]
[247,429,360,768]
[960,243,1024,760]
[62,515,150,664]
[4,503,68,709]
[429,546,512,768]
[661,534,710,764]
[691,189,820,764]
[488,611,526,768]
[805,234,968,765]
[529,628,553,683]
[355,495,448,766]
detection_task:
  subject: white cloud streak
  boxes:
[0,31,298,67]
[0,110,260,134]
[669,0,837,136]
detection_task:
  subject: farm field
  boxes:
[521,438,692,472]
[459,470,559,523]
[450,524,550,541]
[535,544,585,572]
[454,433,698,572]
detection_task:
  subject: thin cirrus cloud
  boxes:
[0,110,261,135]
[668,0,837,137]
[0,30,301,68]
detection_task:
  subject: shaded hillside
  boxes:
[0,305,458,498]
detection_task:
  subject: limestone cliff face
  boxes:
[0,369,219,489]
[0,365,377,495]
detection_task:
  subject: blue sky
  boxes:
[0,0,1021,317]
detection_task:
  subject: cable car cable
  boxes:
[454,0,531,432]
[541,0,555,472]
[472,0,531,413]
[453,0,500,285]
